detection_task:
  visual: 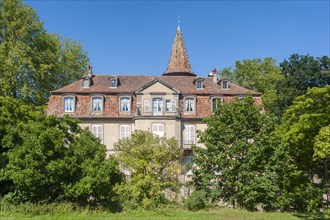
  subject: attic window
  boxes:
[110,78,118,88]
[195,78,204,90]
[82,78,91,88]
[221,80,229,90]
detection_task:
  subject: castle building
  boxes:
[47,24,261,165]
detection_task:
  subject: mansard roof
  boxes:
[51,75,260,96]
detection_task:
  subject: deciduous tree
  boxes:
[114,131,182,209]
[220,58,283,115]
[191,95,279,211]
[0,0,89,105]
[276,85,330,210]
[277,54,330,117]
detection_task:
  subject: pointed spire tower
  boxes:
[163,18,196,76]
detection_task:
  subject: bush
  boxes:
[185,190,208,211]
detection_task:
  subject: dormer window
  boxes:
[195,78,204,90]
[221,80,229,90]
[82,77,91,88]
[110,77,118,88]
[92,96,103,112]
[63,96,75,112]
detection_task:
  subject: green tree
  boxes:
[0,97,122,210]
[276,54,330,117]
[0,0,89,105]
[220,58,283,115]
[0,96,42,197]
[276,85,330,210]
[191,95,279,210]
[114,131,182,210]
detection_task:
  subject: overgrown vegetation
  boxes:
[0,0,330,215]
[114,131,182,210]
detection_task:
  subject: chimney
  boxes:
[88,65,93,77]
[212,68,218,83]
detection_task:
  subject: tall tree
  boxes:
[191,95,279,211]
[114,131,182,210]
[277,54,330,117]
[220,58,283,115]
[276,86,330,210]
[0,0,89,105]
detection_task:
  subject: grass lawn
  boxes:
[1,208,329,220]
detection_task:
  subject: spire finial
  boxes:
[177,14,180,30]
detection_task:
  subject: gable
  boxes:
[135,79,180,94]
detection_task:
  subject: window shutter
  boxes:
[190,126,196,144]
[120,125,131,139]
[171,100,176,112]
[144,99,150,112]
[91,125,103,143]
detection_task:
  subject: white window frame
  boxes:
[211,97,224,112]
[63,96,75,112]
[221,80,229,90]
[184,125,196,145]
[91,96,103,112]
[119,96,131,112]
[120,125,131,139]
[152,97,163,115]
[196,79,203,90]
[152,123,164,137]
[91,124,103,143]
[184,97,195,113]
[82,79,90,88]
[110,78,117,88]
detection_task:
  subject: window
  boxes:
[152,123,164,137]
[64,97,75,112]
[184,155,194,165]
[82,79,90,88]
[183,155,194,175]
[196,79,203,89]
[212,97,223,112]
[110,78,117,88]
[237,96,245,101]
[120,97,130,112]
[120,125,131,139]
[184,125,196,144]
[185,98,195,112]
[165,100,176,112]
[221,80,229,90]
[144,99,151,112]
[91,125,103,143]
[165,100,171,112]
[92,97,103,112]
[152,98,163,115]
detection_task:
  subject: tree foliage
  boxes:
[0,0,89,105]
[277,54,330,117]
[220,58,283,115]
[114,131,182,210]
[275,86,330,210]
[0,97,122,210]
[191,95,279,210]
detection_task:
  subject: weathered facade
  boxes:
[47,24,261,165]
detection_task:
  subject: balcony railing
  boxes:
[136,107,179,116]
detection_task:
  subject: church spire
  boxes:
[163,19,195,76]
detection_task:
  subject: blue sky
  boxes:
[25,0,329,76]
